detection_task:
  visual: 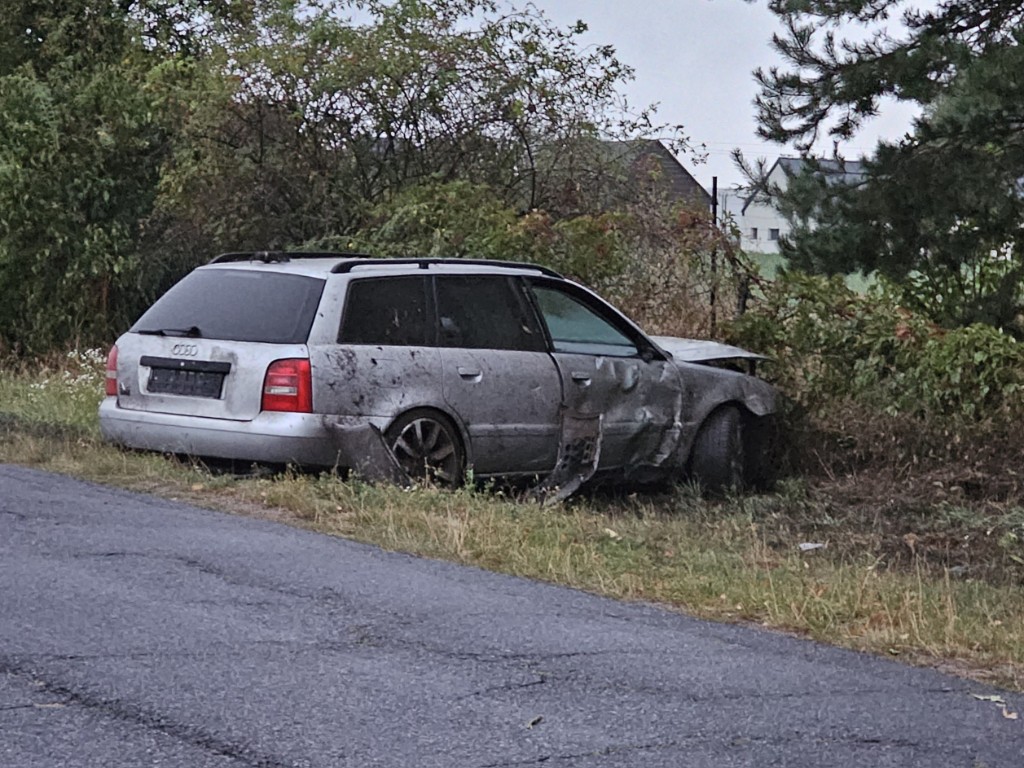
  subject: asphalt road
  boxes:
[1,464,1023,768]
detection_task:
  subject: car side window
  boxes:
[339,276,431,346]
[434,275,546,352]
[531,284,639,357]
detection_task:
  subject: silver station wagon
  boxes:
[99,253,778,496]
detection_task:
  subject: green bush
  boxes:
[729,271,1024,422]
[319,179,730,339]
[311,180,629,290]
[902,323,1024,419]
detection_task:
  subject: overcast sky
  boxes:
[529,0,921,190]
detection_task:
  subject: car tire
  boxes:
[689,405,744,494]
[743,415,779,491]
[385,409,465,487]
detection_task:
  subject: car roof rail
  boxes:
[208,251,373,265]
[330,257,564,278]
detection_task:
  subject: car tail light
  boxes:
[262,358,313,413]
[105,345,118,396]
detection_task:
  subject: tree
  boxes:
[155,0,686,254]
[0,0,696,352]
[0,2,168,351]
[749,1,1024,329]
[0,0,257,352]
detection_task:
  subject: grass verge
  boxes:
[2,352,1023,691]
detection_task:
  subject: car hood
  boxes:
[650,336,767,364]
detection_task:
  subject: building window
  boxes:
[769,228,780,241]
[750,227,758,240]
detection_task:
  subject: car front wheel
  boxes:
[688,405,745,494]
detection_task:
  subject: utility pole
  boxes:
[710,176,718,335]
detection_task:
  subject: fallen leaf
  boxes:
[603,528,621,540]
[526,715,543,729]
[970,693,1020,720]
[972,694,1006,704]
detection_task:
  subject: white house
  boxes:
[718,187,785,255]
[718,157,867,255]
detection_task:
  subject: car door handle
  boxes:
[570,371,592,385]
[457,366,482,380]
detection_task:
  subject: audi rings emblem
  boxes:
[171,343,199,357]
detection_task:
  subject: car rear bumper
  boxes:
[98,398,342,466]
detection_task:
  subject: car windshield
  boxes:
[132,269,325,344]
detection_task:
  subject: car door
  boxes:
[527,279,683,471]
[434,274,562,475]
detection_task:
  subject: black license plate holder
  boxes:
[142,356,231,399]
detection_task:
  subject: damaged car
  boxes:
[99,253,778,496]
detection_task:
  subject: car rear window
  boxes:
[131,269,325,344]
[435,275,545,351]
[338,276,431,346]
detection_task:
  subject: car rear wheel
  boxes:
[386,410,465,486]
[689,405,744,494]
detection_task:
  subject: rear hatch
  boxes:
[115,267,325,421]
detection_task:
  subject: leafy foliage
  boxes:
[729,272,1024,421]
[0,0,698,352]
[753,1,1024,148]
[0,2,173,352]
[337,180,629,286]
[315,180,520,258]
[156,0,682,254]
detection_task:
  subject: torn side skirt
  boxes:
[323,416,411,485]
[531,411,603,504]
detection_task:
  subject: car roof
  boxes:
[202,252,563,279]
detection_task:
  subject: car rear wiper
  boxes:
[137,325,203,338]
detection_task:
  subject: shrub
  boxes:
[902,323,1024,420]
[728,271,1024,422]
[327,180,747,340]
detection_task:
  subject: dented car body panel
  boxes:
[99,254,779,493]
[438,348,562,474]
[651,336,767,365]
[551,352,684,473]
